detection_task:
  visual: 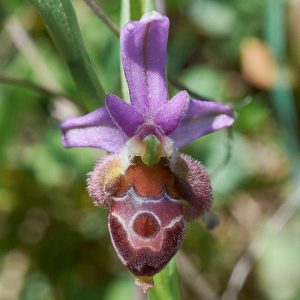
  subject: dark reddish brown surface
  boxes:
[115,160,180,198]
[174,154,212,220]
[132,213,160,238]
[109,214,184,276]
[109,159,187,277]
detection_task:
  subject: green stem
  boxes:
[120,0,131,102]
[148,259,181,300]
[141,0,156,14]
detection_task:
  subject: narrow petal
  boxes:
[106,94,144,137]
[154,91,189,135]
[170,100,235,148]
[121,12,169,117]
[60,107,127,153]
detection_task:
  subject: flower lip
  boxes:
[132,212,161,238]
[112,185,182,203]
[112,157,181,199]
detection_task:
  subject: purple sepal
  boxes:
[60,107,127,153]
[60,12,235,153]
[109,188,184,277]
[170,99,235,148]
[106,94,144,137]
[121,12,169,117]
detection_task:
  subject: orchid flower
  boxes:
[60,12,234,293]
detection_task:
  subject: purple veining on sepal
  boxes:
[105,93,144,137]
[60,107,127,153]
[121,12,169,117]
[170,100,235,148]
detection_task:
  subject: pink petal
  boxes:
[106,94,144,137]
[154,91,189,135]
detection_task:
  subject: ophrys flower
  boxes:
[61,11,234,293]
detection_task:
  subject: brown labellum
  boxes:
[88,155,212,293]
[108,161,185,284]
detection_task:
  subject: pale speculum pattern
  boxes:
[108,160,185,277]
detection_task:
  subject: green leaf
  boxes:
[28,0,106,110]
[148,259,181,300]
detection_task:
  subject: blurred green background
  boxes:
[1,0,300,299]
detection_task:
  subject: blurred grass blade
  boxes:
[29,0,106,110]
[141,0,155,14]
[130,0,142,20]
[148,259,181,300]
[265,0,285,63]
[264,0,300,156]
